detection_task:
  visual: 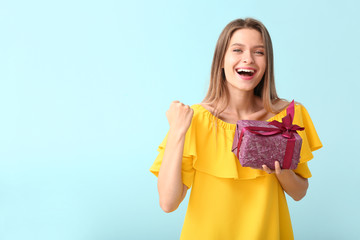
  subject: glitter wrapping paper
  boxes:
[231,120,303,170]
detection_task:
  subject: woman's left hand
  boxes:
[262,161,290,176]
[262,161,308,201]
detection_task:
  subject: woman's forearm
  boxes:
[275,170,309,201]
[157,128,188,213]
[263,161,309,201]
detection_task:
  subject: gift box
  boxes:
[231,100,304,170]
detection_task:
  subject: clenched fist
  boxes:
[166,101,194,135]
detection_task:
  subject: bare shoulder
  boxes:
[197,102,215,113]
[273,99,304,112]
[273,99,290,112]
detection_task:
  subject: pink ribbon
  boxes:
[236,100,304,169]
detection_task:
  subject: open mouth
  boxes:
[236,68,256,77]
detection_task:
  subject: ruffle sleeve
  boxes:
[149,106,197,189]
[291,104,323,178]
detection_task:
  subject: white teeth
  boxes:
[237,69,255,73]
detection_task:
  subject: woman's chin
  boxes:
[226,80,260,93]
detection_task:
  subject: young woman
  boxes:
[150,18,322,240]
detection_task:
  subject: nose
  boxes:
[242,50,254,64]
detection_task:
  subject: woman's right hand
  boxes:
[166,101,194,135]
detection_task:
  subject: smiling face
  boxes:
[223,28,266,93]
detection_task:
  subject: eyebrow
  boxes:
[230,43,265,48]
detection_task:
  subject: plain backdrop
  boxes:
[0,0,359,239]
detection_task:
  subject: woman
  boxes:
[150,18,322,240]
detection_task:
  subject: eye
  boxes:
[233,49,243,53]
[255,51,265,55]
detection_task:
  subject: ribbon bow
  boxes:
[268,101,304,139]
[236,100,304,169]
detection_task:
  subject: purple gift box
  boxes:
[231,101,304,170]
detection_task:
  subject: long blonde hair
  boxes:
[202,18,281,117]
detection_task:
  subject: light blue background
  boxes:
[0,0,359,239]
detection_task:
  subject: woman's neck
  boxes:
[225,87,263,119]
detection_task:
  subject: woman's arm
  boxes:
[263,161,309,201]
[157,101,193,213]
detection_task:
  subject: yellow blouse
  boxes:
[150,103,322,240]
